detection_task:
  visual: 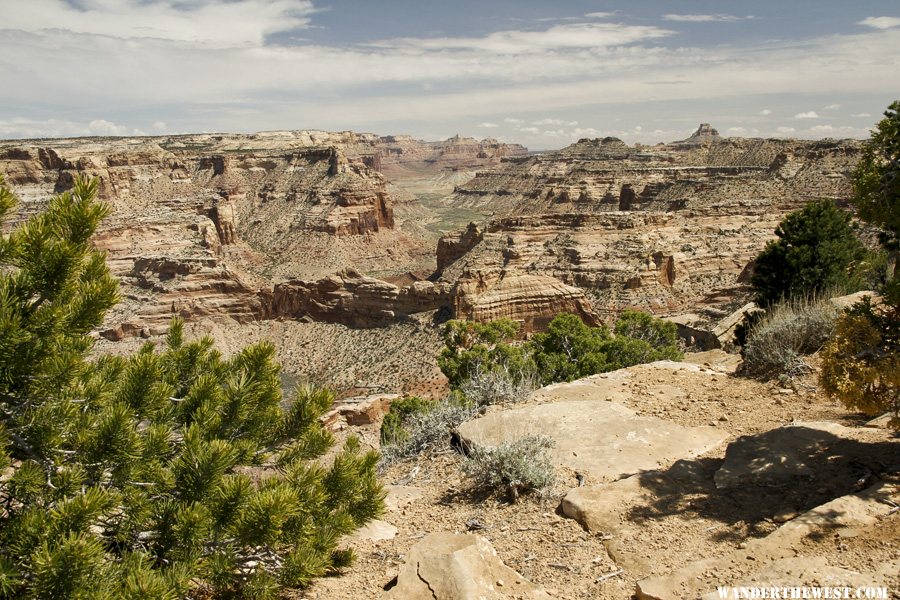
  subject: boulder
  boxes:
[829,290,879,309]
[458,362,727,483]
[385,533,550,599]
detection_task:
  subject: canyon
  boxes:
[0,125,861,393]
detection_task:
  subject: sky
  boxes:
[1,0,899,149]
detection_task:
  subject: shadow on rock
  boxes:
[626,424,900,542]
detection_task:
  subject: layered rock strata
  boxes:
[452,268,600,333]
[439,128,861,316]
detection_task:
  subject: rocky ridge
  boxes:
[439,127,861,317]
[307,355,899,599]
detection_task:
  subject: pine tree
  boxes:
[0,175,383,598]
[750,199,870,306]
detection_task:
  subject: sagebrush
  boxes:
[379,399,478,466]
[741,295,839,378]
[462,434,556,501]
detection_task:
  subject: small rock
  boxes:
[719,415,729,422]
[777,388,794,395]
[773,508,798,523]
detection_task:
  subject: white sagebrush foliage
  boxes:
[462,434,556,501]
[743,295,840,377]
[380,400,478,465]
[457,363,537,407]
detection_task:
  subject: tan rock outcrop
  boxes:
[270,269,451,328]
[437,222,483,272]
[385,533,550,599]
[452,268,601,332]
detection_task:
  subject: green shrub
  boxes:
[614,309,683,359]
[462,434,556,501]
[438,312,684,390]
[530,312,683,384]
[379,396,435,445]
[820,102,900,428]
[741,295,839,378]
[852,100,900,258]
[820,298,899,427]
[437,319,533,387]
[751,199,870,306]
[530,313,612,384]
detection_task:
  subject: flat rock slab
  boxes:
[635,482,898,600]
[349,519,398,542]
[384,532,550,599]
[562,471,678,534]
[383,485,423,512]
[458,364,727,483]
[714,421,866,488]
[865,412,896,429]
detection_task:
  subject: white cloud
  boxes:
[584,12,615,19]
[0,117,144,139]
[2,0,315,46]
[152,121,168,131]
[518,127,540,134]
[851,112,872,118]
[532,118,578,126]
[776,126,796,133]
[858,16,900,30]
[477,122,499,128]
[794,111,820,119]
[0,6,897,143]
[759,109,772,115]
[371,22,673,54]
[87,119,132,136]
[810,124,834,132]
[662,14,753,23]
[727,126,761,135]
[823,103,841,110]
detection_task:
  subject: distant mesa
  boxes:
[676,123,722,145]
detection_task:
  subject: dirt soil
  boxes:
[301,353,900,599]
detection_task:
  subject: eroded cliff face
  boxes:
[0,126,866,349]
[438,128,862,318]
[375,134,528,180]
[452,269,601,333]
[0,134,435,338]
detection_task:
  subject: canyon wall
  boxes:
[0,126,864,344]
[438,126,862,319]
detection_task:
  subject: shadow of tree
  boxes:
[626,426,900,543]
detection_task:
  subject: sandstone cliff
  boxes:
[438,127,862,318]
